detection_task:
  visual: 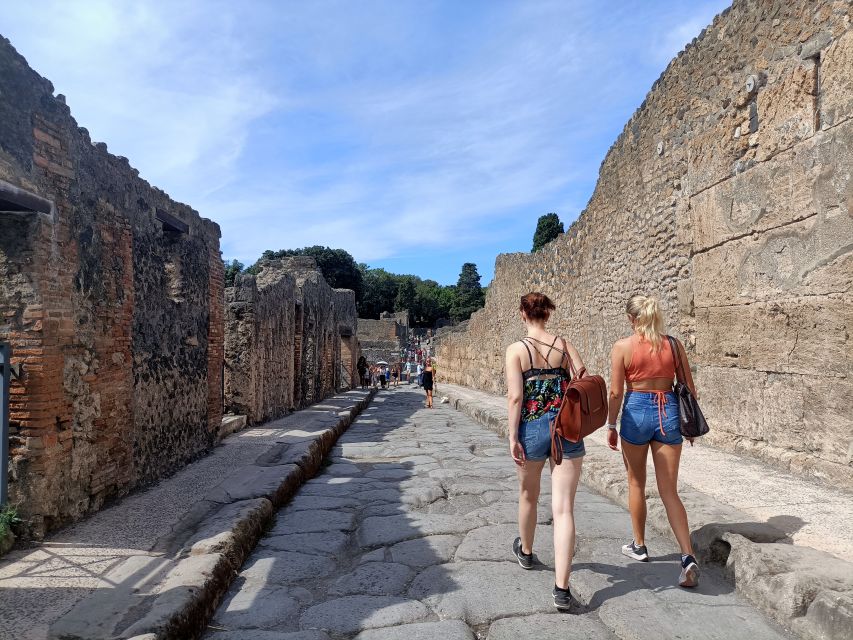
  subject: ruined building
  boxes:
[224,257,360,425]
[357,311,408,365]
[0,39,361,537]
[0,38,224,536]
[437,0,853,489]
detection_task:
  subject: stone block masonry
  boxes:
[358,315,407,365]
[224,257,361,425]
[436,0,853,489]
[0,37,224,537]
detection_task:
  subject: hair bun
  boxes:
[520,292,556,321]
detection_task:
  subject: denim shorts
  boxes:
[619,391,683,446]
[518,410,585,461]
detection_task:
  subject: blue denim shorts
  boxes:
[619,391,683,446]
[518,410,585,461]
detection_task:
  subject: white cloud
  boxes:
[4,0,730,281]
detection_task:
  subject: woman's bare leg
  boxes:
[650,441,693,554]
[517,459,546,555]
[550,456,583,589]
[621,440,650,546]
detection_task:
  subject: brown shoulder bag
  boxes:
[551,338,608,464]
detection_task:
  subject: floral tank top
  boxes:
[519,337,571,422]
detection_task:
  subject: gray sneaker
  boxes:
[512,537,534,569]
[552,585,579,612]
[621,540,649,562]
[679,554,700,588]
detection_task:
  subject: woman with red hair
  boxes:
[505,292,586,612]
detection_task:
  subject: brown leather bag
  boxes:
[551,338,608,463]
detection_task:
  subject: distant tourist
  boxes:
[357,356,368,390]
[505,292,585,611]
[416,362,424,387]
[391,365,399,387]
[605,294,699,588]
[422,359,435,408]
[380,366,388,389]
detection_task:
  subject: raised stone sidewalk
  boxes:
[439,383,853,640]
[0,389,375,640]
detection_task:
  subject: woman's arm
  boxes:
[562,339,585,374]
[505,345,525,465]
[606,343,626,451]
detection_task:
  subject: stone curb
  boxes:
[440,384,853,640]
[50,389,377,640]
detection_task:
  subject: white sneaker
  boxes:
[621,540,649,562]
[679,555,700,587]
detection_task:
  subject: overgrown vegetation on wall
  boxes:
[226,247,486,326]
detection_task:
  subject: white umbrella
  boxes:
[375,360,389,365]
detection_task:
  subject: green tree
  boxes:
[223,259,244,287]
[395,276,417,313]
[359,266,399,319]
[452,263,485,321]
[532,212,564,252]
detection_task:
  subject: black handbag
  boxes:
[666,336,709,438]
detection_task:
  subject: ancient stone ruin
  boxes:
[436,0,853,489]
[0,38,360,537]
[224,257,360,425]
[357,311,409,365]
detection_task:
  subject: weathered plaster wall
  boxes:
[436,0,853,489]
[223,259,359,424]
[0,37,223,536]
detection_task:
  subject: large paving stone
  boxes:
[423,494,487,516]
[354,620,475,640]
[285,495,362,511]
[597,588,789,640]
[486,613,616,639]
[239,550,337,585]
[300,596,430,634]
[208,631,330,640]
[213,584,299,629]
[358,514,486,548]
[329,562,414,596]
[455,524,554,566]
[408,561,554,625]
[271,509,356,535]
[389,535,463,567]
[261,531,349,556]
[467,500,551,525]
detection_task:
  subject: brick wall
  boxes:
[435,0,853,489]
[0,37,223,536]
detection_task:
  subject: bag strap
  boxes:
[519,339,535,369]
[560,338,580,379]
[666,335,687,384]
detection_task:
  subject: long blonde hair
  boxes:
[626,294,664,352]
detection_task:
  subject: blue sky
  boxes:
[4,0,729,285]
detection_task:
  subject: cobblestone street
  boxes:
[205,389,792,640]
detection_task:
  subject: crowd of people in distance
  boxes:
[356,333,437,407]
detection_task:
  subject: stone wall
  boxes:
[436,0,853,489]
[0,37,223,536]
[358,316,406,365]
[224,258,359,424]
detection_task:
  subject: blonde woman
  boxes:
[506,292,585,611]
[605,294,699,588]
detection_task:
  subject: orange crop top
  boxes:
[625,334,676,382]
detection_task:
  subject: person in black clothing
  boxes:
[357,356,368,390]
[422,360,435,408]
